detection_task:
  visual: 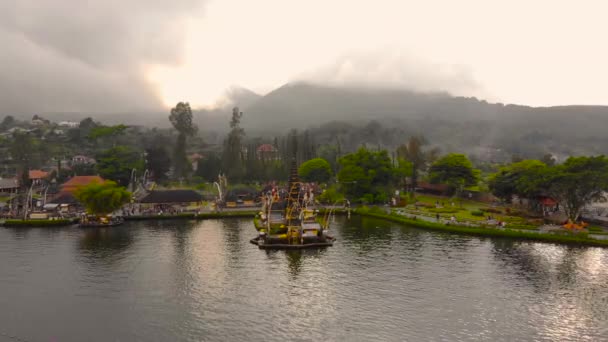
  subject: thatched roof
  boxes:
[0,178,19,190]
[139,190,203,204]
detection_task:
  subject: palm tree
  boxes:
[396,136,439,192]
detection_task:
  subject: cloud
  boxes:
[295,51,484,97]
[0,0,205,115]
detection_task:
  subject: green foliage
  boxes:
[74,181,131,215]
[88,124,127,140]
[196,152,222,182]
[358,210,608,247]
[222,107,246,181]
[488,160,547,202]
[169,102,197,136]
[96,146,144,185]
[337,147,399,203]
[396,136,439,190]
[428,207,461,214]
[471,210,484,216]
[588,226,603,232]
[429,153,479,194]
[542,156,608,221]
[0,115,15,130]
[299,158,333,183]
[169,102,197,179]
[480,207,503,214]
[145,145,171,182]
[318,185,344,204]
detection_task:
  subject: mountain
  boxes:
[239,82,608,158]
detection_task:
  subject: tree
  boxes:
[196,152,222,182]
[541,153,556,166]
[542,156,608,221]
[9,132,45,187]
[88,124,127,147]
[429,153,479,195]
[96,146,144,186]
[75,181,131,215]
[145,146,171,182]
[169,102,197,179]
[488,160,547,203]
[397,136,439,191]
[337,147,398,203]
[0,115,15,130]
[299,158,333,183]
[222,107,245,181]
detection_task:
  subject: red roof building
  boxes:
[60,176,105,193]
[28,170,49,180]
[256,144,279,160]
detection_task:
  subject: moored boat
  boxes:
[79,215,124,228]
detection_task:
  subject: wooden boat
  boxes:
[79,215,124,228]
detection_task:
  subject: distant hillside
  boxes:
[240,83,608,158]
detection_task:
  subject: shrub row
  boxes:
[428,207,461,214]
[358,209,608,248]
[480,208,502,214]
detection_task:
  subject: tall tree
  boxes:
[145,146,171,182]
[196,152,222,182]
[222,107,245,181]
[397,136,439,191]
[169,102,198,179]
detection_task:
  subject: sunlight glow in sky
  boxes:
[147,0,608,108]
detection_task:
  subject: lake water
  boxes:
[1,217,607,341]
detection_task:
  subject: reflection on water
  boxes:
[0,217,607,341]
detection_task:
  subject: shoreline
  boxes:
[356,209,608,248]
[5,208,606,248]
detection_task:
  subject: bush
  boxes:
[471,210,484,216]
[318,185,344,204]
[428,207,461,214]
[368,206,386,214]
[414,202,435,208]
[481,208,502,214]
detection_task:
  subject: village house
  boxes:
[47,175,106,213]
[256,144,279,161]
[188,153,203,172]
[0,178,19,195]
[28,170,49,185]
[71,155,96,165]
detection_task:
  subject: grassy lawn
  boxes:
[402,193,538,228]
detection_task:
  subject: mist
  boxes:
[0,0,205,115]
[295,52,485,99]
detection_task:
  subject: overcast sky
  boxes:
[2,0,607,114]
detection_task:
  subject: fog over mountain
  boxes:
[0,0,206,114]
[236,83,608,158]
